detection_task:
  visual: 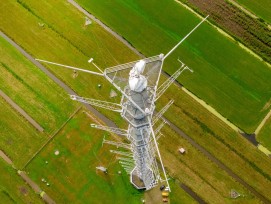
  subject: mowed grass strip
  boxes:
[0,36,77,134]
[76,0,271,132]
[234,0,271,23]
[26,109,142,204]
[257,115,271,150]
[0,97,46,168]
[0,160,43,204]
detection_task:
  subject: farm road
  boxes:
[1,10,270,203]
[0,89,44,132]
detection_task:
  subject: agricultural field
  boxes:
[1,0,271,203]
[75,0,271,133]
[0,96,46,168]
[234,0,271,23]
[257,116,271,150]
[26,108,260,203]
[25,109,144,204]
[0,160,42,204]
[176,0,271,63]
[0,35,78,135]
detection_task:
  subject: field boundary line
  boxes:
[174,0,271,68]
[22,106,82,170]
[0,89,44,132]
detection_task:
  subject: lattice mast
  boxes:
[36,16,208,191]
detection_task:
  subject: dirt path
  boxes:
[180,183,206,204]
[18,171,55,204]
[255,109,271,135]
[0,89,44,132]
[0,150,55,204]
[0,150,13,165]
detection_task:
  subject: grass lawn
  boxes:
[26,109,143,204]
[75,0,271,133]
[0,97,47,168]
[234,0,271,23]
[257,116,271,150]
[0,35,78,135]
[0,160,43,204]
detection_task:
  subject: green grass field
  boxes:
[0,160,42,204]
[1,0,271,203]
[0,97,47,168]
[159,124,260,203]
[159,79,271,201]
[0,36,78,135]
[25,109,143,204]
[257,116,271,150]
[75,0,271,133]
[26,108,260,203]
[234,0,271,23]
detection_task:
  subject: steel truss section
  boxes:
[91,124,128,136]
[70,95,122,112]
[103,139,131,149]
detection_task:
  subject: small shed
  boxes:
[178,148,186,154]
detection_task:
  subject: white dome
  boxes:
[129,75,147,92]
[134,60,146,74]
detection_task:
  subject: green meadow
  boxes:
[76,0,271,133]
[0,96,46,168]
[26,109,143,204]
[0,36,78,135]
[234,0,271,23]
[257,116,271,150]
[1,0,271,203]
[0,160,42,204]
